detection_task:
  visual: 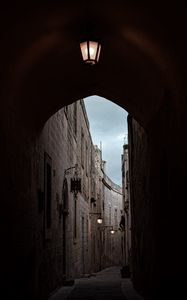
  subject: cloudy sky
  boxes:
[84,95,128,186]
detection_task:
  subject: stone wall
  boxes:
[121,144,131,266]
[128,95,187,299]
[128,115,151,297]
[33,100,93,297]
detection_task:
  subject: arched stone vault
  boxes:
[0,1,183,130]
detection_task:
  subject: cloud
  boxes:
[84,95,128,186]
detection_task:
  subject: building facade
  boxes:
[93,146,123,270]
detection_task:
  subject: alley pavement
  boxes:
[48,266,144,300]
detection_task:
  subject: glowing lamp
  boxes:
[80,40,101,65]
[97,217,103,224]
[97,218,103,224]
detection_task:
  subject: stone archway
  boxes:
[1,2,187,300]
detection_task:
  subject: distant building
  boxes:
[101,170,123,268]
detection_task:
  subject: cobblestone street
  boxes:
[49,266,144,300]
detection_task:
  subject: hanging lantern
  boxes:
[89,212,103,224]
[80,40,101,65]
[71,178,81,195]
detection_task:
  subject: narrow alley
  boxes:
[49,266,144,300]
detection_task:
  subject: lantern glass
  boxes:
[89,41,98,60]
[110,229,115,234]
[80,41,88,61]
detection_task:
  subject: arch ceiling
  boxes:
[0,1,185,129]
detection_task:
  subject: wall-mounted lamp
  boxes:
[97,217,103,224]
[70,178,81,196]
[80,40,101,65]
[99,225,115,234]
[89,212,103,224]
[65,164,81,197]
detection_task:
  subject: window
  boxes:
[44,152,52,236]
[81,129,84,168]
[73,196,77,240]
[73,101,77,136]
[86,141,88,176]
[114,208,118,227]
[109,206,111,225]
